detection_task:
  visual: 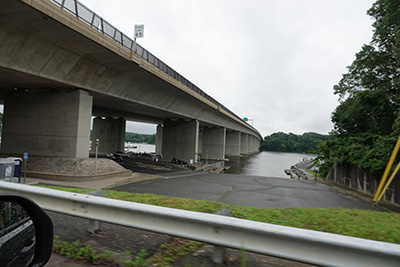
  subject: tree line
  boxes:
[125,132,156,144]
[260,132,329,154]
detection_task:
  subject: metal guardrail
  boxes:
[202,161,223,172]
[1,182,400,266]
[49,0,253,131]
[291,165,309,180]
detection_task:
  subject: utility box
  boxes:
[8,158,22,180]
[0,158,15,179]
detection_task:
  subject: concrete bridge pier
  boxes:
[162,119,199,163]
[91,117,126,155]
[248,136,255,154]
[225,131,241,157]
[251,136,261,153]
[155,124,163,155]
[240,133,249,155]
[202,127,226,161]
[255,136,261,152]
[198,128,204,158]
[1,90,92,158]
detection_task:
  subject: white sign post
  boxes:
[133,24,144,52]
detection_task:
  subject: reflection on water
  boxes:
[225,151,315,178]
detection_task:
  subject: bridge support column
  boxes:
[1,90,92,158]
[162,120,199,163]
[198,128,203,158]
[225,131,241,156]
[252,136,261,153]
[248,136,255,153]
[202,127,226,160]
[155,124,163,155]
[240,133,249,155]
[91,117,125,155]
[251,136,260,153]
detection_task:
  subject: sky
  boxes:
[79,0,376,136]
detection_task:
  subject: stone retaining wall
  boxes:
[327,164,400,205]
[7,156,132,181]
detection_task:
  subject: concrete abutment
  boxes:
[1,90,92,158]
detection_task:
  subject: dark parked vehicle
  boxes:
[107,153,123,162]
[114,151,129,158]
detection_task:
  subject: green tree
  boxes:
[318,0,400,176]
[260,132,329,153]
[333,0,400,106]
[125,132,156,144]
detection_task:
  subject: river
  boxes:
[125,143,156,153]
[225,151,316,178]
[126,144,314,179]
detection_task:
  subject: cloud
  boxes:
[80,0,375,136]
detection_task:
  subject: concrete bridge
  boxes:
[0,0,262,163]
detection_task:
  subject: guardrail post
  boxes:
[87,190,105,233]
[213,209,230,264]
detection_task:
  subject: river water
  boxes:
[126,144,314,179]
[225,151,316,178]
[125,143,156,153]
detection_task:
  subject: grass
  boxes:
[305,169,325,180]
[39,185,400,244]
[39,185,400,265]
[53,236,150,266]
[149,238,202,266]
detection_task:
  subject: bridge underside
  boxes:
[0,0,262,166]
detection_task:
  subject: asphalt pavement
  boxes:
[36,159,386,266]
[111,172,381,210]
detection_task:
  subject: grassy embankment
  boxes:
[41,185,400,265]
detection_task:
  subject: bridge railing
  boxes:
[50,0,249,129]
[1,181,400,266]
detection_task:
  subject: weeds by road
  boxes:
[39,185,400,266]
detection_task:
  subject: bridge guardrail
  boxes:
[50,0,254,132]
[1,181,400,266]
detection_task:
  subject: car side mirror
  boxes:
[0,194,53,267]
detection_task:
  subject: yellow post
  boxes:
[377,161,400,201]
[373,134,400,201]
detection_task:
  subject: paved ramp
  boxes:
[111,173,380,210]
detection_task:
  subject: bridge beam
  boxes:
[1,90,92,158]
[91,117,125,155]
[225,131,241,157]
[162,119,199,163]
[202,127,226,161]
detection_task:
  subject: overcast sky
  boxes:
[80,0,376,136]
